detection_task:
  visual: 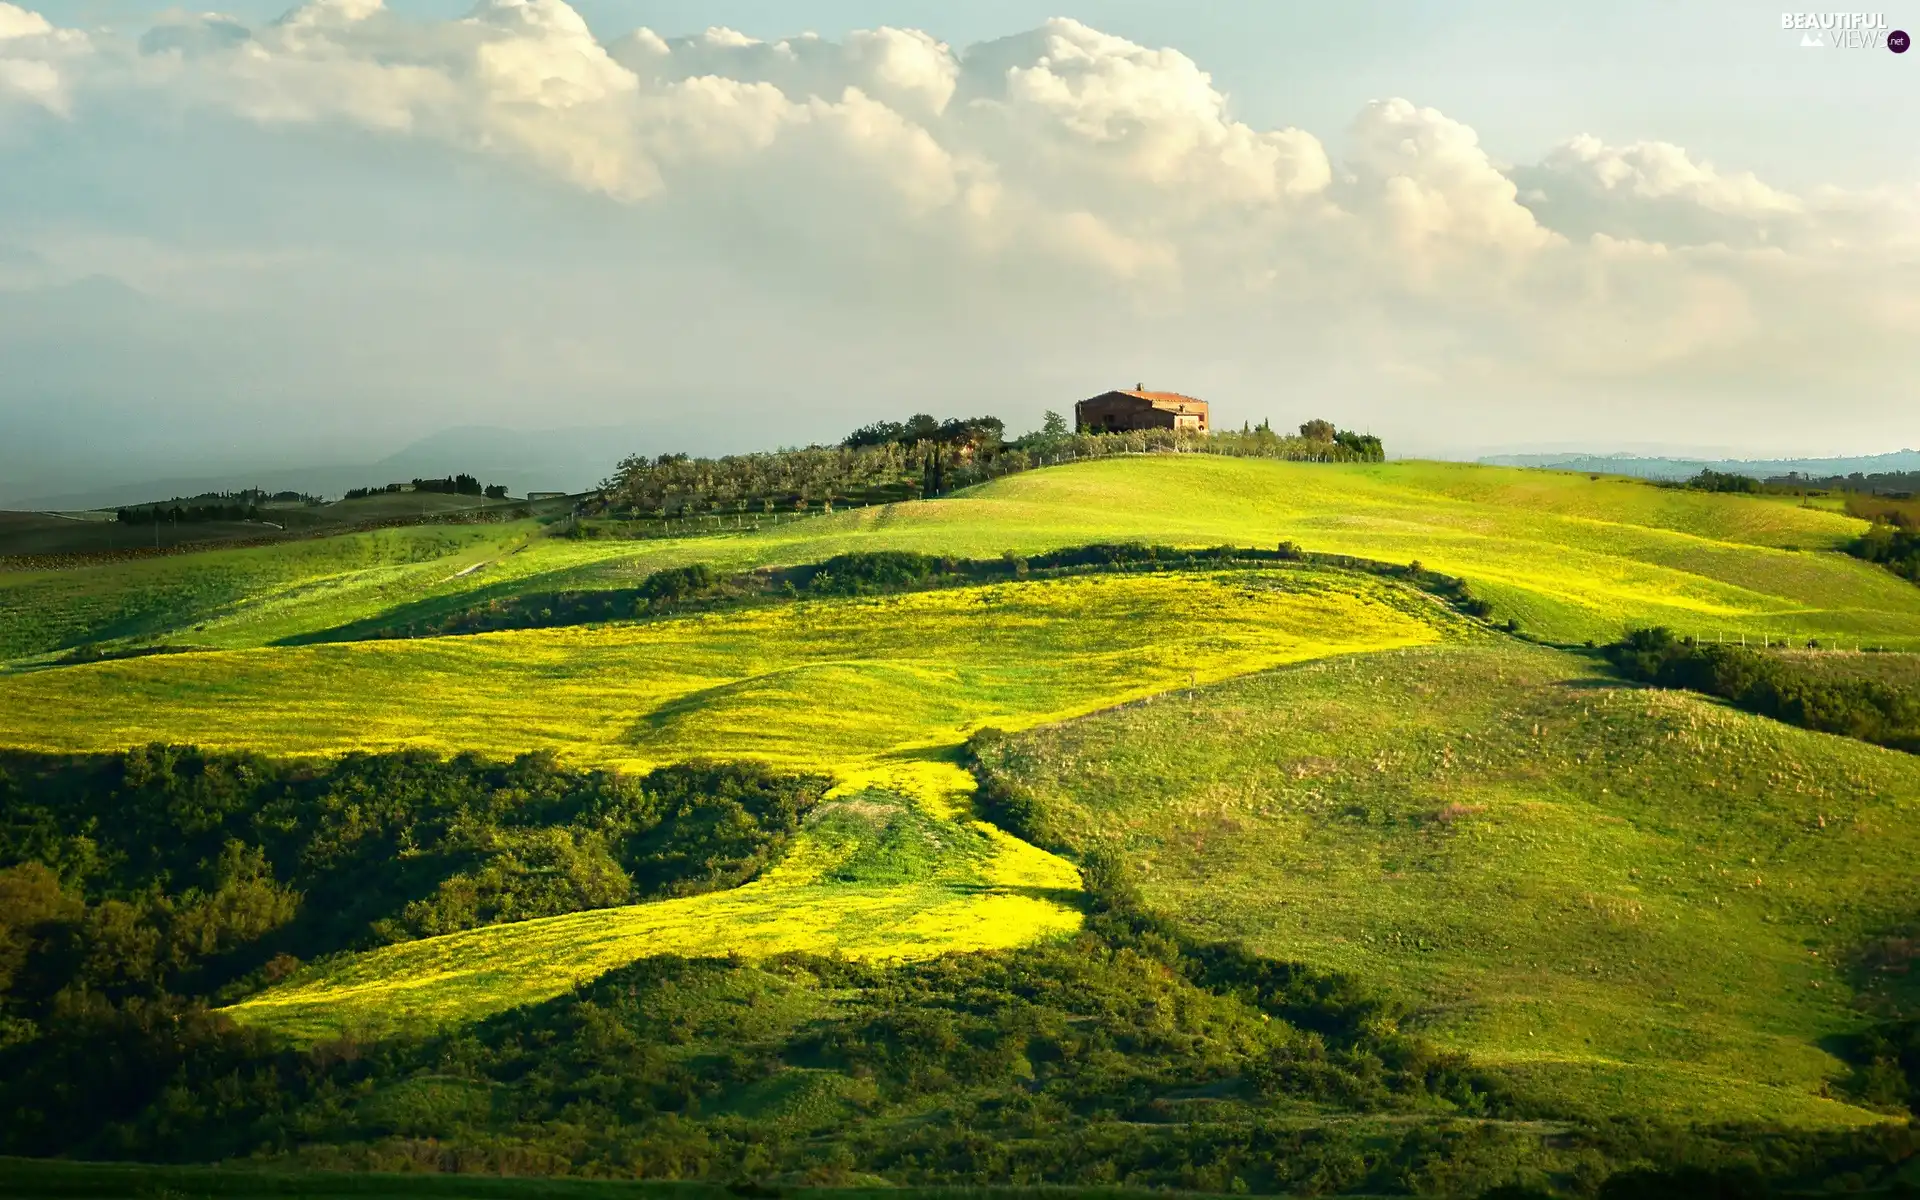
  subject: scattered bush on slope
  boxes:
[1604,627,1920,752]
[301,542,1499,642]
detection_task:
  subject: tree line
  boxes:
[116,502,262,526]
[1770,469,1920,494]
[842,413,1005,451]
[0,742,1508,1188]
[1852,522,1920,583]
[111,488,331,525]
[343,475,510,501]
[1676,469,1762,494]
[1649,469,1920,586]
[594,411,1385,526]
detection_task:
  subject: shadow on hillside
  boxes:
[270,565,605,646]
[1556,675,1627,691]
[952,882,1087,908]
[623,679,763,744]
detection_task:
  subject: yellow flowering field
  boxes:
[17,568,1455,1040]
[227,805,1085,1044]
[0,571,1454,772]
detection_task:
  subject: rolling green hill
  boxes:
[0,523,538,662]
[226,794,1083,1044]
[2,455,1918,1190]
[970,640,1920,1128]
[0,571,1453,769]
[6,458,1914,664]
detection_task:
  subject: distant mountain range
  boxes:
[1477,449,1920,482]
[2,425,661,511]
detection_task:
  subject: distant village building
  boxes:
[1075,386,1210,434]
[526,492,570,501]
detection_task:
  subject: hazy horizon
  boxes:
[3,0,1916,498]
[10,419,1920,511]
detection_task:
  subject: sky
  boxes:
[2,0,1917,499]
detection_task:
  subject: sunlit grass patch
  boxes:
[976,640,1920,1128]
[225,792,1084,1044]
[14,456,1919,659]
[15,570,1442,1045]
[0,571,1452,771]
[0,523,535,661]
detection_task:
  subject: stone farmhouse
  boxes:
[1074,386,1210,434]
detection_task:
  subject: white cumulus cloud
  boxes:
[0,0,1915,456]
[0,0,88,115]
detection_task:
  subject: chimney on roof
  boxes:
[1135,382,1143,391]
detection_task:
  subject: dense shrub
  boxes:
[1604,628,1920,751]
[800,551,959,595]
[1683,469,1762,494]
[1852,522,1920,582]
[1843,1017,1920,1113]
[637,562,720,605]
[963,729,1051,845]
[1,743,1916,1191]
[116,503,261,525]
[0,858,1517,1185]
[0,748,828,1008]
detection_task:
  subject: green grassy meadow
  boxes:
[1771,648,1920,688]
[0,572,1450,770]
[0,523,538,661]
[973,641,1920,1127]
[6,458,1917,663]
[3,455,1918,1179]
[0,562,1461,1045]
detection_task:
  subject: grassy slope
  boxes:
[976,641,1920,1128]
[1771,649,1920,688]
[399,458,1920,651]
[0,572,1448,770]
[228,796,1082,1043]
[0,523,539,661]
[11,457,1909,661]
[880,458,1919,648]
[5,457,1916,1125]
[5,570,1451,1041]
